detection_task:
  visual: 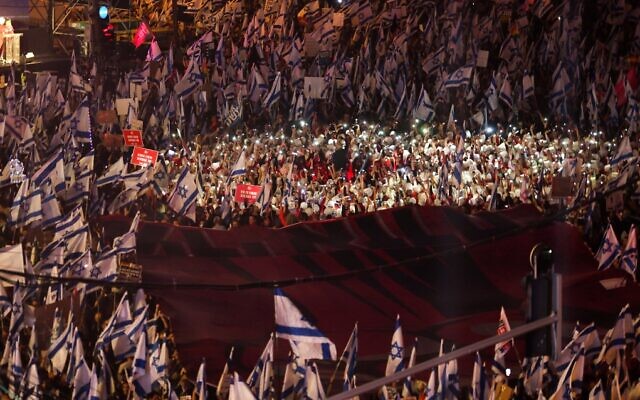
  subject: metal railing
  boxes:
[329,313,559,400]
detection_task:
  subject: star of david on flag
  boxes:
[595,224,621,271]
[385,314,404,376]
[274,288,336,361]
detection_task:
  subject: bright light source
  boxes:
[506,368,511,377]
[25,52,34,59]
[98,5,109,19]
[0,17,5,25]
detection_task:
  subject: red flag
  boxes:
[627,67,638,92]
[615,75,627,107]
[132,21,151,48]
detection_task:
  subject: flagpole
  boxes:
[325,358,343,395]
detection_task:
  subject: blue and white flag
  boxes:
[402,337,418,398]
[149,339,168,385]
[231,372,258,400]
[112,211,140,255]
[130,332,151,399]
[385,314,404,376]
[471,352,489,400]
[263,72,282,109]
[31,150,65,193]
[196,359,207,400]
[523,74,535,99]
[167,167,199,221]
[444,65,473,89]
[610,136,633,165]
[229,151,248,179]
[0,244,25,287]
[499,77,513,109]
[5,116,34,148]
[281,353,305,400]
[247,335,274,400]
[340,323,358,392]
[556,322,601,372]
[621,225,637,280]
[48,310,74,374]
[8,179,43,228]
[54,206,84,241]
[274,288,337,361]
[305,362,326,400]
[95,157,125,187]
[569,346,585,394]
[71,98,92,144]
[21,357,41,400]
[8,337,23,398]
[413,86,435,122]
[595,224,621,271]
[41,184,63,228]
[174,58,204,99]
[596,304,632,365]
[217,347,234,399]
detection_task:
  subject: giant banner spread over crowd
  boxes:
[101,204,634,381]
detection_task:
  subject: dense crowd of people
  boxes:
[0,0,638,398]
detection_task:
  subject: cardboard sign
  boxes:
[477,50,489,68]
[123,129,143,147]
[234,184,262,204]
[116,98,135,116]
[96,109,117,124]
[131,146,159,167]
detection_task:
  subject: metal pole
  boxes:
[553,273,563,360]
[328,314,558,400]
[172,0,178,45]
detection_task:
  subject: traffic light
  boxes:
[525,244,555,358]
[95,1,114,45]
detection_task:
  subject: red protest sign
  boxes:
[131,146,159,167]
[123,129,143,147]
[132,21,151,48]
[234,184,262,204]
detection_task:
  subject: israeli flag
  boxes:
[610,136,633,165]
[71,98,92,144]
[621,225,637,280]
[229,151,247,179]
[281,353,305,400]
[444,65,473,89]
[174,58,204,99]
[413,86,435,122]
[263,72,282,109]
[499,77,513,109]
[41,184,63,228]
[31,150,65,193]
[385,315,404,376]
[130,332,151,398]
[168,167,199,221]
[48,311,74,374]
[595,224,621,271]
[196,359,207,400]
[471,352,489,400]
[95,157,125,187]
[8,179,43,228]
[305,362,326,400]
[340,323,358,392]
[556,322,601,371]
[247,335,274,399]
[274,288,337,361]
